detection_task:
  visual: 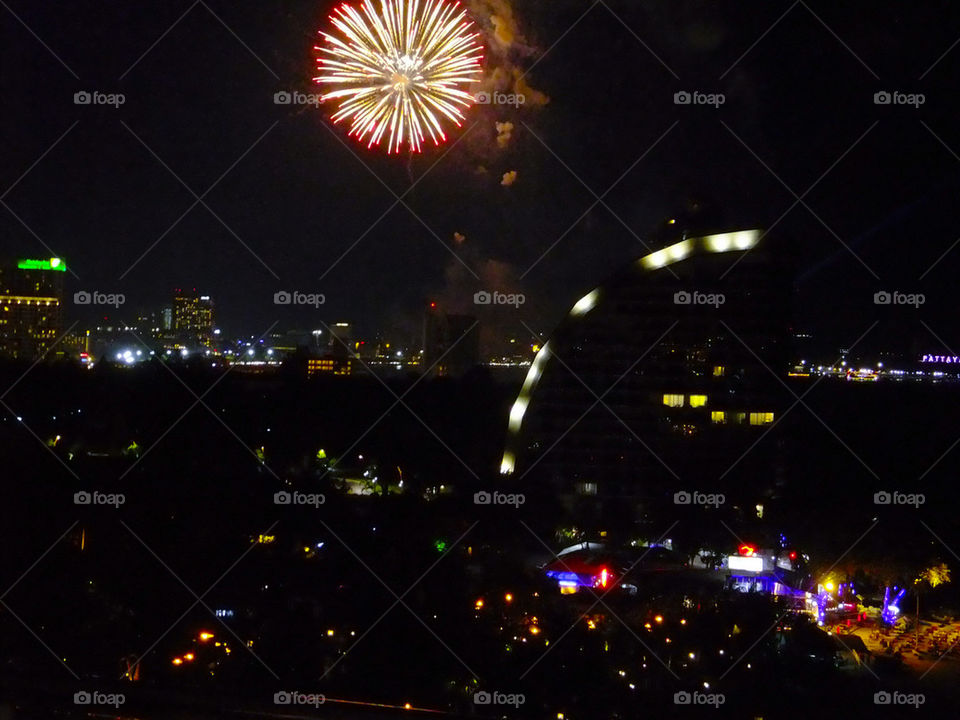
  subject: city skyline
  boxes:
[7,248,960,374]
[2,2,960,350]
[4,2,960,718]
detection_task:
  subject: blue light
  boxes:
[545,570,594,588]
[881,586,906,625]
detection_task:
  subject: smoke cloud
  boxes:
[433,234,534,358]
[469,0,550,108]
[495,121,514,148]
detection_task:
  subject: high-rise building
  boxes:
[307,356,352,376]
[499,229,791,503]
[172,289,215,347]
[423,303,479,376]
[0,257,65,359]
[327,322,354,358]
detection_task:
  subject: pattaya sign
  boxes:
[920,355,960,364]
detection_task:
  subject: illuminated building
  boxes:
[327,322,355,359]
[543,549,621,593]
[79,322,160,367]
[499,229,790,501]
[711,543,806,595]
[307,355,352,376]
[423,303,479,376]
[172,289,215,347]
[0,258,65,359]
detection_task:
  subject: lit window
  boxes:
[662,394,684,408]
[734,412,746,424]
[710,411,725,424]
[749,412,774,426]
[713,366,725,377]
[689,395,707,408]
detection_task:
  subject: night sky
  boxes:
[2,1,959,354]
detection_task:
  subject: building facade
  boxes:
[423,305,479,377]
[500,229,791,505]
[172,289,215,348]
[0,258,65,359]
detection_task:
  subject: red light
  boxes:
[788,551,797,561]
[597,568,610,588]
[739,544,756,557]
[429,302,436,309]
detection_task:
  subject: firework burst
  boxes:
[315,0,484,153]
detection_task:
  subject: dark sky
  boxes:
[2,1,959,355]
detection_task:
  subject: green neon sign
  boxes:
[17,258,66,272]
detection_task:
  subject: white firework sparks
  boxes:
[314,0,485,153]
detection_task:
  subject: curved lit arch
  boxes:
[499,229,763,475]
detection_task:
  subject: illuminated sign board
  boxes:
[921,355,960,364]
[17,258,66,272]
[727,555,763,572]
